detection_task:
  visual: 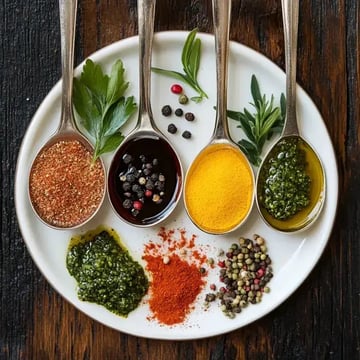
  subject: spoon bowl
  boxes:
[183,0,254,235]
[255,0,326,232]
[107,0,183,227]
[28,0,106,230]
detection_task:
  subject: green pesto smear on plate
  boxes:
[66,226,148,317]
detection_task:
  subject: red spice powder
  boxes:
[143,253,205,325]
[143,227,208,325]
[29,140,104,228]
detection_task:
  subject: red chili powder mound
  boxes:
[142,227,209,325]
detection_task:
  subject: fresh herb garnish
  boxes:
[152,28,208,103]
[73,59,137,162]
[227,75,286,166]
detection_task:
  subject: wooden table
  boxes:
[2,0,359,358]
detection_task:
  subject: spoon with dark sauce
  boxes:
[28,0,106,229]
[107,0,183,227]
[255,0,326,232]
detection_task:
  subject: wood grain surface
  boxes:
[1,0,359,359]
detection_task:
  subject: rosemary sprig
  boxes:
[152,28,208,103]
[228,75,286,166]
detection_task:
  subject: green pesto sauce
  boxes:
[259,137,311,220]
[66,227,148,317]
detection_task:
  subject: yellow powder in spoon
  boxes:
[185,143,254,233]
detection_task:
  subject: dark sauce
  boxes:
[108,136,182,225]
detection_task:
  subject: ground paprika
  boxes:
[142,228,208,325]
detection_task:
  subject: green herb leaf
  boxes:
[80,59,109,110]
[102,96,137,138]
[73,59,137,162]
[106,60,129,106]
[97,132,125,157]
[73,78,102,138]
[238,139,262,167]
[250,74,262,107]
[151,28,208,102]
[151,68,188,83]
[227,74,286,166]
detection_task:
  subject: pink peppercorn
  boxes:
[133,201,143,210]
[256,268,265,278]
[171,84,183,94]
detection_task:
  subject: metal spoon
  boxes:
[107,0,183,227]
[183,0,254,234]
[28,0,106,229]
[255,0,326,232]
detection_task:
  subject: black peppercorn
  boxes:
[150,173,159,181]
[167,123,177,134]
[125,174,136,183]
[161,105,172,116]
[132,184,141,193]
[122,199,132,209]
[122,182,131,191]
[185,112,195,121]
[145,180,154,190]
[122,153,133,164]
[175,108,183,117]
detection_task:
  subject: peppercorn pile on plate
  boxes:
[15,31,338,340]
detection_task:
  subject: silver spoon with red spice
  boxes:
[107,0,183,227]
[28,0,106,229]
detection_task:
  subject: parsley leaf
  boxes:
[73,59,137,162]
[228,75,286,166]
[152,28,208,103]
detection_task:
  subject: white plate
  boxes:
[15,31,338,340]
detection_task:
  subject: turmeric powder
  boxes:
[184,143,254,234]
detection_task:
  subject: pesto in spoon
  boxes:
[255,0,326,232]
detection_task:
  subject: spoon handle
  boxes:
[58,0,78,132]
[281,0,300,136]
[212,0,232,141]
[137,0,156,131]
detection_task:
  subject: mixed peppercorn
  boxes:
[204,235,273,318]
[161,84,195,139]
[118,153,166,217]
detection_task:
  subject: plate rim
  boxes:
[15,30,339,340]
